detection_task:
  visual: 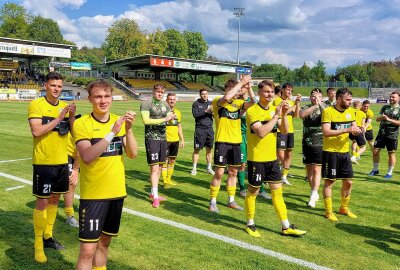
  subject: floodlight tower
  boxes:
[233,7,245,80]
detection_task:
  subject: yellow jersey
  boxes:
[353,108,366,127]
[272,96,295,133]
[73,113,127,200]
[212,97,245,144]
[67,132,77,158]
[365,108,374,130]
[246,103,278,162]
[28,97,69,165]
[322,106,355,153]
[166,108,181,142]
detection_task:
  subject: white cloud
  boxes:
[15,0,400,72]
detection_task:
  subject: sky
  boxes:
[2,0,400,72]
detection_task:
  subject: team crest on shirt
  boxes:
[270,111,275,117]
[161,105,167,113]
[394,109,398,115]
[346,113,351,119]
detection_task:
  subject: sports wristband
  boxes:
[104,132,115,143]
[251,97,257,103]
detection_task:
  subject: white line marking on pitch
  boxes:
[5,185,25,191]
[0,171,331,270]
[0,158,32,163]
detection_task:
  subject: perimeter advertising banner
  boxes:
[149,56,248,74]
[150,57,174,67]
[0,60,19,70]
[0,41,71,58]
[70,62,92,70]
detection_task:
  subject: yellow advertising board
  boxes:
[0,88,17,94]
[0,60,18,70]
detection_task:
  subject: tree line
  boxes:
[1,2,400,87]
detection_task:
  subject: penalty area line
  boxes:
[0,171,331,270]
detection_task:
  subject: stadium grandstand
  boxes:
[105,54,253,100]
[0,36,73,101]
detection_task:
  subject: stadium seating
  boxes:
[123,78,177,90]
[180,82,211,91]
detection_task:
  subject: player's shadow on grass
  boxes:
[336,223,400,257]
[0,209,75,270]
[281,191,328,218]
[125,185,275,235]
[362,175,400,186]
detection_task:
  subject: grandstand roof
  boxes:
[105,54,252,76]
[0,36,75,60]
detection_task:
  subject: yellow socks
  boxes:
[92,266,107,270]
[324,197,338,221]
[339,196,357,218]
[33,209,47,263]
[210,185,220,201]
[64,207,74,217]
[244,192,257,220]
[226,185,236,197]
[324,197,333,214]
[161,163,168,183]
[167,164,174,182]
[271,187,288,221]
[282,168,289,177]
[44,204,57,240]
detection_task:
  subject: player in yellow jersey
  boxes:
[74,79,138,270]
[162,93,185,187]
[209,75,256,213]
[272,83,301,185]
[322,88,362,221]
[350,101,367,164]
[63,132,80,227]
[361,100,374,149]
[244,80,306,237]
[28,72,76,263]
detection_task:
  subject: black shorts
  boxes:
[349,133,366,147]
[32,164,69,198]
[194,127,214,149]
[167,141,179,157]
[322,151,353,180]
[79,199,124,242]
[247,160,281,187]
[214,142,241,167]
[365,130,374,141]
[302,141,322,165]
[374,135,398,152]
[277,133,294,150]
[145,139,168,165]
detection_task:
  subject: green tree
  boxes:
[370,63,400,87]
[0,3,30,39]
[252,63,293,83]
[335,64,369,83]
[183,31,208,60]
[102,18,147,60]
[293,63,311,83]
[28,16,63,43]
[146,29,168,55]
[71,46,104,65]
[163,29,188,58]
[310,60,327,81]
